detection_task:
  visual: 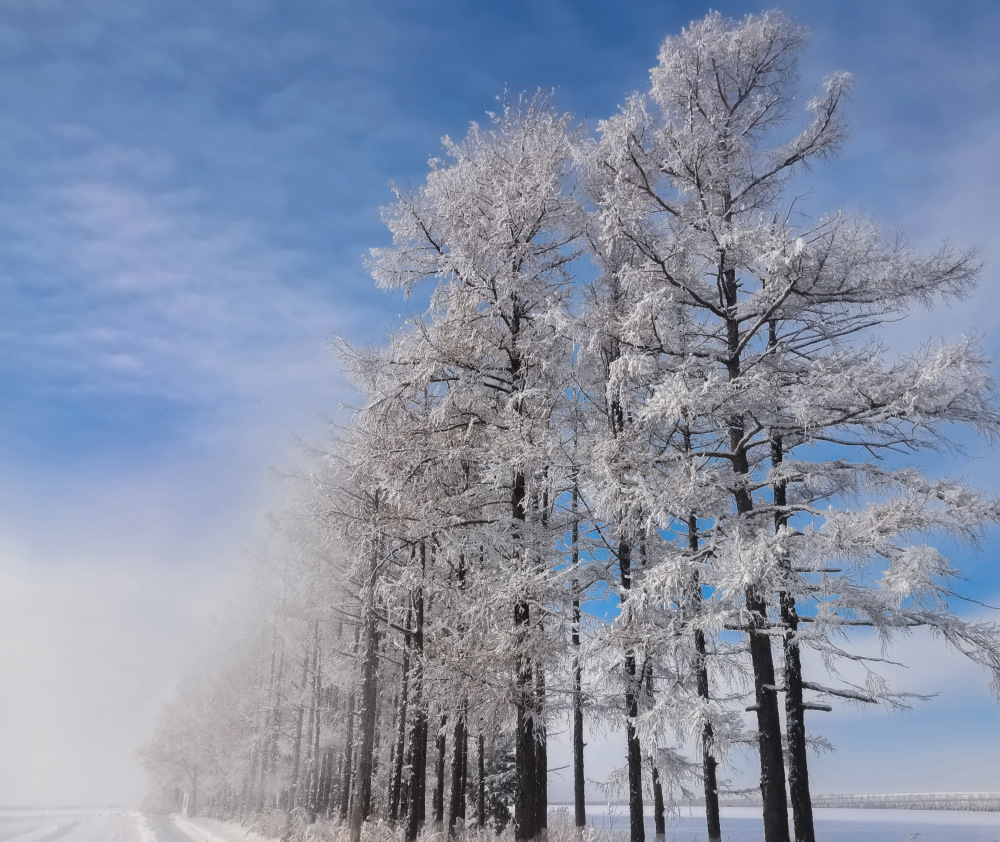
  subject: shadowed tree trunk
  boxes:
[619,540,644,842]
[433,714,447,827]
[534,668,548,840]
[477,734,486,828]
[308,622,322,819]
[571,480,586,832]
[650,758,665,842]
[772,423,815,842]
[389,610,412,823]
[723,261,790,842]
[448,708,467,834]
[350,543,382,842]
[513,466,541,842]
[339,624,361,821]
[339,690,356,819]
[288,642,308,810]
[685,501,721,842]
[406,547,428,842]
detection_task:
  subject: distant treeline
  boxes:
[704,793,1000,812]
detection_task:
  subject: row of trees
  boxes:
[143,11,1000,842]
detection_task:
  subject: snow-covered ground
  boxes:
[586,802,1000,841]
[6,807,1000,842]
[0,810,141,842]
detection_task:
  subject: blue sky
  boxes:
[1,0,999,807]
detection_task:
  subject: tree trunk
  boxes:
[448,708,467,833]
[571,482,586,830]
[261,638,284,810]
[290,702,305,806]
[695,627,722,842]
[339,687,356,820]
[433,714,447,827]
[400,741,411,821]
[618,540,645,842]
[460,722,469,821]
[477,733,486,828]
[316,748,334,818]
[686,507,722,842]
[406,551,428,842]
[783,625,814,842]
[724,263,790,842]
[389,611,412,824]
[309,623,322,819]
[350,572,381,842]
[340,624,361,821]
[772,428,815,842]
[650,758,665,842]
[513,468,540,842]
[534,669,548,841]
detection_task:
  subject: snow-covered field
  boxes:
[6,807,1000,842]
[586,803,1000,841]
[0,810,141,842]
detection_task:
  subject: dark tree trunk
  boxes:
[477,734,486,828]
[289,643,311,809]
[290,704,305,807]
[687,508,722,842]
[534,669,548,840]
[399,741,411,821]
[339,686,356,820]
[339,623,362,822]
[783,625,814,842]
[650,759,665,842]
[745,586,789,842]
[448,709,467,833]
[460,722,469,820]
[316,748,334,817]
[695,627,722,842]
[309,623,322,819]
[723,263,790,842]
[302,643,317,813]
[389,611,412,824]
[619,540,645,842]
[406,553,428,842]
[772,428,815,842]
[571,481,586,830]
[367,654,382,821]
[434,715,447,826]
[350,570,381,842]
[572,655,585,827]
[607,358,643,842]
[513,468,541,842]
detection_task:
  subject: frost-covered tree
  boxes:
[585,10,1000,842]
[367,93,584,842]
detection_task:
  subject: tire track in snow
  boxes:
[0,824,49,842]
[1,823,79,842]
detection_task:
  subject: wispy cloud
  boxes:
[0,173,347,403]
